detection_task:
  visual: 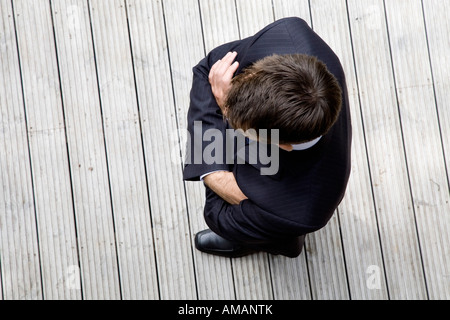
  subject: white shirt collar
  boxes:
[291,136,322,150]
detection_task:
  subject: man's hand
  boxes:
[209,51,239,114]
[203,171,247,205]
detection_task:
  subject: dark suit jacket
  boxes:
[183,17,352,243]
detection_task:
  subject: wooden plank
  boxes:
[347,0,427,299]
[235,0,274,39]
[162,0,237,299]
[309,0,388,299]
[51,0,129,299]
[126,0,198,299]
[0,0,41,299]
[12,0,81,299]
[272,0,311,26]
[87,0,163,299]
[423,1,450,191]
[304,221,348,299]
[199,0,240,53]
[385,0,450,299]
[423,2,450,295]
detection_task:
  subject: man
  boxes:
[183,17,352,258]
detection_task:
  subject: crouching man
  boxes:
[183,17,352,258]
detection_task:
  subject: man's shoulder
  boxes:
[261,17,310,31]
[249,17,311,44]
[275,17,309,28]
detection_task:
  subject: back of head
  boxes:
[225,54,342,144]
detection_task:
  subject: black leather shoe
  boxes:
[195,229,257,258]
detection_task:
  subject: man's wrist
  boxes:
[200,170,229,181]
[203,171,247,205]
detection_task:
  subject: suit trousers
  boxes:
[203,186,306,257]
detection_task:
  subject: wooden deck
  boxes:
[1,0,449,300]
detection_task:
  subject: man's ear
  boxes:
[278,143,293,151]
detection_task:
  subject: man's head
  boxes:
[224,54,342,145]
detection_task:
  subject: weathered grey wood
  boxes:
[126,0,196,299]
[385,0,450,299]
[2,0,449,300]
[88,0,159,299]
[272,0,311,23]
[347,0,427,299]
[304,220,349,299]
[0,0,41,299]
[235,0,274,39]
[12,0,80,299]
[162,0,228,299]
[423,0,450,195]
[51,0,126,299]
[310,0,388,299]
[422,2,450,298]
[199,0,240,53]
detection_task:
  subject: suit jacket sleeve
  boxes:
[204,186,315,242]
[182,18,294,181]
[183,41,242,181]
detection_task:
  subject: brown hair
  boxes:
[225,54,342,144]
